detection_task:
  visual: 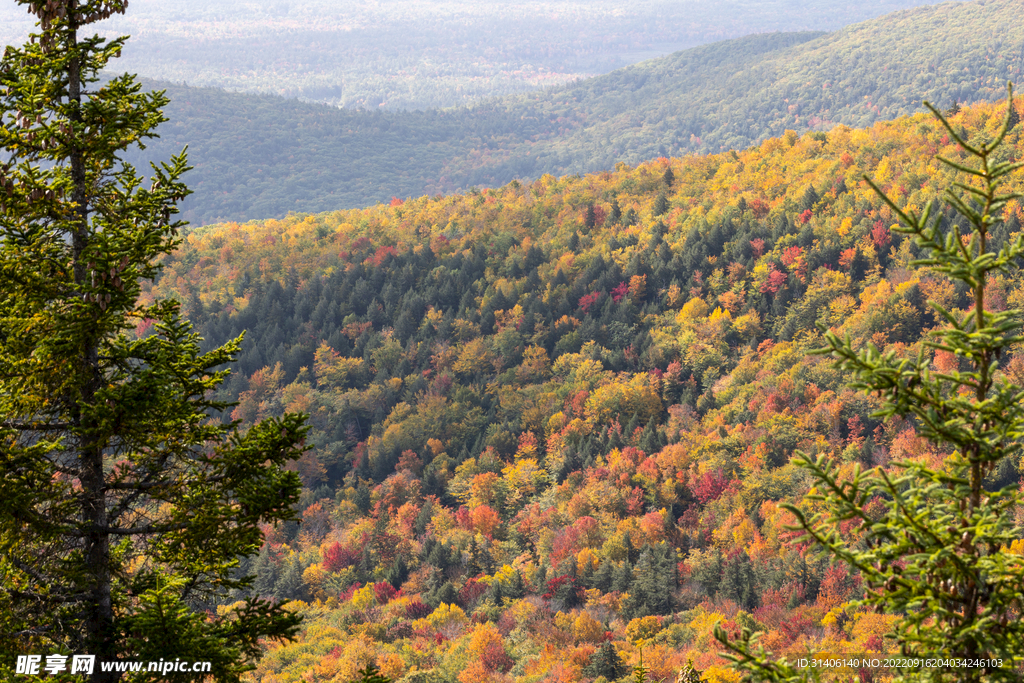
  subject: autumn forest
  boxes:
[143,96,1024,682]
[3,0,1024,681]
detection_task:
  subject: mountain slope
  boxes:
[150,97,1024,682]
[501,0,1024,171]
[131,0,1024,224]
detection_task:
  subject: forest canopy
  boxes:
[142,96,1024,681]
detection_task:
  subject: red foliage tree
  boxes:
[405,598,431,619]
[579,291,601,313]
[781,246,803,268]
[368,244,398,267]
[459,577,489,606]
[779,612,813,645]
[871,220,891,250]
[374,581,399,604]
[481,641,514,672]
[611,281,629,303]
[760,266,788,294]
[838,247,858,270]
[338,582,363,602]
[567,389,589,417]
[322,542,359,572]
[626,486,645,515]
[693,469,731,504]
[550,526,583,570]
[470,505,502,538]
[455,505,473,530]
[749,198,771,219]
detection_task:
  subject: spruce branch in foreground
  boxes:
[715,84,1024,682]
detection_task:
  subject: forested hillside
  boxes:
[127,0,1024,224]
[146,98,1024,682]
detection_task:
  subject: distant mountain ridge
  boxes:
[0,0,941,110]
[128,0,1023,224]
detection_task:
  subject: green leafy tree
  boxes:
[717,86,1024,682]
[0,1,306,680]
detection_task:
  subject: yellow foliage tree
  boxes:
[428,603,469,639]
[572,612,606,643]
[625,615,663,644]
[584,373,662,426]
[314,342,365,389]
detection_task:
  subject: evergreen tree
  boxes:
[251,544,280,599]
[623,412,639,441]
[624,547,674,617]
[720,87,1024,683]
[606,425,623,453]
[568,230,580,252]
[467,537,483,576]
[0,1,306,679]
[274,555,304,602]
[638,421,660,455]
[586,642,627,680]
[612,559,633,593]
[482,541,497,575]
[654,192,669,216]
[584,204,597,231]
[354,480,372,513]
[580,437,595,469]
[489,579,506,606]
[414,498,433,536]
[678,659,702,683]
[505,569,526,600]
[799,184,819,212]
[350,664,393,683]
[424,566,445,594]
[427,582,459,610]
[719,551,758,610]
[693,549,723,597]
[591,557,615,592]
[609,199,622,225]
[624,531,638,563]
[385,556,409,589]
[533,564,548,592]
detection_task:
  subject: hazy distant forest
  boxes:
[95,1,1024,224]
[0,0,945,111]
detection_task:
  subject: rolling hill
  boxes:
[0,0,942,111]
[127,0,1023,225]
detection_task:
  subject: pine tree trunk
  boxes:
[65,2,115,675]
